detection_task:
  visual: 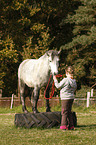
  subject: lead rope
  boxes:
[44,74,62,100]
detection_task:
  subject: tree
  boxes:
[0,35,18,96]
[60,0,96,86]
[0,0,79,96]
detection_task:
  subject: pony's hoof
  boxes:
[32,109,40,113]
[24,110,29,113]
[22,106,29,113]
[46,108,51,112]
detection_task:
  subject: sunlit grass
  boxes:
[0,105,96,145]
[0,86,96,144]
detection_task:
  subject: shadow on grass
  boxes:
[77,124,96,130]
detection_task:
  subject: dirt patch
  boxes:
[0,113,16,115]
[90,111,96,114]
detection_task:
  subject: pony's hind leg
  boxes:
[32,86,40,113]
[20,81,28,113]
[29,88,34,110]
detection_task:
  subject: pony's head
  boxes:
[46,50,60,75]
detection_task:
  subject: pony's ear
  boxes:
[46,51,51,57]
[46,50,53,57]
[46,51,53,61]
[58,49,61,54]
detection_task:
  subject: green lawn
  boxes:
[0,105,96,145]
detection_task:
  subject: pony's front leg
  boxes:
[45,87,51,112]
[32,87,40,113]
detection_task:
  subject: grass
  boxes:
[0,105,96,145]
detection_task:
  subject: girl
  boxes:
[53,66,77,130]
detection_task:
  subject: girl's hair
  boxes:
[65,66,74,75]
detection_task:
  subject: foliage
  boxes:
[0,34,18,96]
[0,0,76,96]
[60,0,96,86]
[1,0,96,96]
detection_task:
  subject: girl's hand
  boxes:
[53,75,56,80]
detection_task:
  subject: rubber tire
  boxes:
[14,111,77,128]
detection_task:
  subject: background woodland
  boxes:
[0,0,96,96]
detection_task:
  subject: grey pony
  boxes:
[18,50,60,113]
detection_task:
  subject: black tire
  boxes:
[14,111,77,128]
[15,112,61,128]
